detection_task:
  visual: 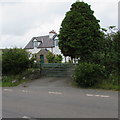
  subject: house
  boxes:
[24,30,62,63]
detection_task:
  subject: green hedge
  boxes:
[73,62,106,87]
[2,48,29,75]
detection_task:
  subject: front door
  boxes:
[40,55,44,64]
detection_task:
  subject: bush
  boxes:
[46,51,55,63]
[2,48,29,75]
[54,55,63,63]
[0,50,2,76]
[46,51,63,63]
[107,72,119,85]
[73,62,106,87]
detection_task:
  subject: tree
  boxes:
[46,51,63,63]
[54,55,63,63]
[0,50,2,76]
[112,31,120,74]
[2,48,29,75]
[46,51,55,63]
[58,1,103,62]
[101,27,119,74]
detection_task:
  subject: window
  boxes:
[33,39,41,48]
[33,39,38,48]
[54,39,59,46]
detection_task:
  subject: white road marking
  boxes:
[100,95,110,98]
[48,91,62,95]
[3,89,13,92]
[22,116,30,118]
[22,90,30,93]
[86,94,110,98]
[86,94,94,96]
[94,95,101,97]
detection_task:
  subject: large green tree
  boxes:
[100,27,119,74]
[111,31,120,74]
[58,1,103,62]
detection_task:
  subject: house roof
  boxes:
[24,35,55,49]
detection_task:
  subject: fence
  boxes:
[38,63,76,77]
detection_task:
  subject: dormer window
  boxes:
[33,39,38,48]
[33,39,42,48]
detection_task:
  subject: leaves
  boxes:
[46,51,63,63]
[58,1,102,62]
[2,48,29,75]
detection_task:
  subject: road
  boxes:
[2,77,118,118]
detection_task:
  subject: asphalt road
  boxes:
[2,77,118,118]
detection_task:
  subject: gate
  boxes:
[40,63,76,77]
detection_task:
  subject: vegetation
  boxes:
[46,51,63,63]
[73,29,120,90]
[2,48,30,75]
[58,1,119,90]
[73,62,106,87]
[58,1,103,62]
[1,1,119,91]
[2,48,38,87]
[0,50,2,79]
[0,50,2,61]
[54,55,63,63]
[2,68,41,87]
[100,27,119,75]
[46,51,55,63]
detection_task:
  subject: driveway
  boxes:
[19,77,73,87]
[2,77,118,118]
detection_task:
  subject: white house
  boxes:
[24,30,69,63]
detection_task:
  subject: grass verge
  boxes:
[72,81,119,91]
[2,68,41,87]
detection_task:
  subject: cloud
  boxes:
[91,2,118,28]
[0,16,64,48]
[1,2,71,36]
[0,0,119,48]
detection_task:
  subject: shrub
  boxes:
[54,55,63,63]
[2,48,29,75]
[46,51,55,63]
[46,51,63,63]
[107,72,119,85]
[0,50,2,76]
[73,62,106,87]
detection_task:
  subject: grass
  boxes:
[2,75,27,87]
[0,82,2,87]
[2,67,120,91]
[2,68,40,87]
[96,82,120,91]
[72,72,120,91]
[72,81,119,91]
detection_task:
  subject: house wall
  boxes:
[25,39,70,63]
[53,45,70,63]
[36,49,49,63]
[27,48,41,54]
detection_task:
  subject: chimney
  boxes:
[49,30,57,39]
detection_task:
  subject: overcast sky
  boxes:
[0,0,119,48]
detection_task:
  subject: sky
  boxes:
[0,0,119,49]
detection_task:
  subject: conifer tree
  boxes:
[58,1,103,62]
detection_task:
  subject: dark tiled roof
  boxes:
[25,35,55,49]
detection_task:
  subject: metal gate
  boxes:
[40,63,76,77]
